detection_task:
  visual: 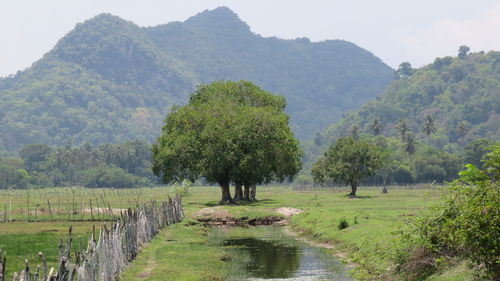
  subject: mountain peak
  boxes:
[185,7,251,32]
[81,13,131,27]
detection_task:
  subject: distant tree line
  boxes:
[0,140,155,189]
[309,133,496,188]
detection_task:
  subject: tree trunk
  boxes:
[348,181,357,197]
[243,184,250,201]
[219,182,234,204]
[249,185,257,201]
[234,182,243,201]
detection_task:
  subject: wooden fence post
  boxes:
[0,249,6,281]
[47,200,53,221]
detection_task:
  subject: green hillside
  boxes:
[0,7,393,153]
[305,50,500,168]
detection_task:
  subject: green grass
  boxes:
[0,186,176,274]
[289,189,440,279]
[1,186,475,280]
[120,224,228,281]
[425,260,475,281]
[0,187,176,222]
[119,186,464,280]
[0,221,99,274]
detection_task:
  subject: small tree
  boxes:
[403,132,418,156]
[396,62,415,79]
[463,138,494,169]
[456,121,470,142]
[422,115,437,144]
[312,137,383,197]
[349,124,361,141]
[395,119,410,142]
[369,118,384,136]
[458,45,470,59]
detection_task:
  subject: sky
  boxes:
[1,0,500,77]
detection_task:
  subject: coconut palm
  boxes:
[456,121,470,143]
[404,132,418,156]
[422,115,437,144]
[422,115,437,136]
[369,118,384,136]
[395,119,409,142]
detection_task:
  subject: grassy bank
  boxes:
[119,185,473,280]
[120,223,228,281]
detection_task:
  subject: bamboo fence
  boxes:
[1,195,183,281]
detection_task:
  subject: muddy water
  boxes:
[209,226,352,280]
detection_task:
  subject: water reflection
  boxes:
[217,226,352,280]
[224,238,301,278]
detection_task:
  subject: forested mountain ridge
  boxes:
[146,7,393,135]
[305,50,500,166]
[0,7,393,153]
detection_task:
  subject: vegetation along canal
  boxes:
[210,226,352,280]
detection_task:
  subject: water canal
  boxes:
[208,226,353,280]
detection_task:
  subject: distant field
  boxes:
[0,187,175,222]
[0,187,176,275]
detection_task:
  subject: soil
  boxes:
[274,207,303,217]
[193,207,304,226]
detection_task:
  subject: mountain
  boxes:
[304,51,500,168]
[0,7,394,153]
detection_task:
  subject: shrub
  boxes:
[395,145,500,280]
[174,179,192,197]
[338,217,349,230]
[79,166,151,188]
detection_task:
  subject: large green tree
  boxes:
[189,80,300,201]
[311,137,383,197]
[152,81,302,204]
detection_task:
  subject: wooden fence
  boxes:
[1,196,184,281]
[291,183,442,191]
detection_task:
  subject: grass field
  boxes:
[0,187,177,222]
[0,187,177,275]
[1,185,473,280]
[121,185,472,281]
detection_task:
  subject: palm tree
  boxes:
[422,115,437,144]
[395,119,409,142]
[423,115,437,136]
[404,132,418,156]
[369,118,384,136]
[456,121,470,143]
[349,124,361,141]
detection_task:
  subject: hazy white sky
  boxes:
[1,0,500,76]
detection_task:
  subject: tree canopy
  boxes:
[152,81,302,203]
[312,137,383,197]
